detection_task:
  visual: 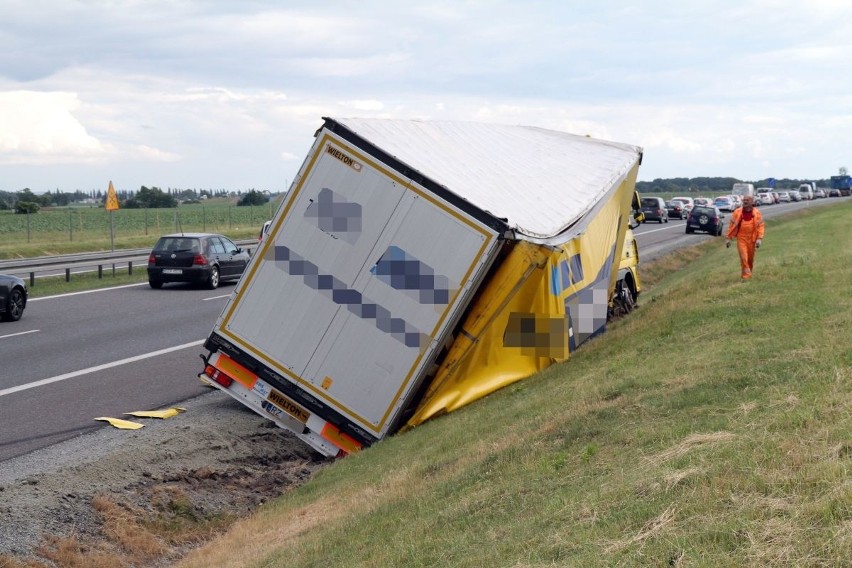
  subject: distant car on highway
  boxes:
[777,191,791,202]
[640,196,668,223]
[671,196,695,217]
[147,233,250,290]
[756,192,774,206]
[828,188,842,198]
[693,197,714,207]
[713,196,735,212]
[258,220,272,244]
[0,274,28,322]
[665,200,685,219]
[685,205,725,236]
[813,188,827,199]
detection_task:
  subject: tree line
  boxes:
[0,187,272,214]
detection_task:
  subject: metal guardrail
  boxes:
[0,240,258,286]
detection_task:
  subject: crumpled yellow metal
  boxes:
[94,417,144,430]
[125,407,186,419]
[404,167,639,429]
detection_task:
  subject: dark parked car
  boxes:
[147,233,250,289]
[685,205,725,236]
[0,274,28,322]
[665,200,685,219]
[640,196,668,223]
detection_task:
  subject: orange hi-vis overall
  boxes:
[726,206,765,279]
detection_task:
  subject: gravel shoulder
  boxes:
[0,389,331,565]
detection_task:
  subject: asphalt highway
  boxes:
[0,282,230,461]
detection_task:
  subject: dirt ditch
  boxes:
[0,391,332,567]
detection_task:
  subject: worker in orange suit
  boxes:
[725,195,765,280]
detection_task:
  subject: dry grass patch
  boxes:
[644,432,737,466]
[93,495,166,559]
[178,494,346,568]
[604,504,678,553]
[35,535,125,568]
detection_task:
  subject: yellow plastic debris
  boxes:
[94,417,144,430]
[124,407,186,419]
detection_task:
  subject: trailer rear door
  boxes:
[216,130,500,438]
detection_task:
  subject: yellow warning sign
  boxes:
[105,180,120,211]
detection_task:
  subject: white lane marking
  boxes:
[203,294,232,301]
[637,222,685,235]
[0,339,205,398]
[0,329,40,340]
[29,283,148,301]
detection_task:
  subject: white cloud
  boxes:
[0,91,105,162]
[2,1,852,191]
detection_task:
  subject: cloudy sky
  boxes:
[2,1,851,194]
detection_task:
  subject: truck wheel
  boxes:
[207,266,220,290]
[609,279,636,320]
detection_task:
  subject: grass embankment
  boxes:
[175,202,851,567]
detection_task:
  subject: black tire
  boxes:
[2,287,25,322]
[686,227,694,234]
[206,266,220,290]
[149,280,163,289]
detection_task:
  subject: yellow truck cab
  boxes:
[610,192,643,318]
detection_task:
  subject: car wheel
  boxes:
[686,227,693,234]
[149,280,163,289]
[2,287,25,322]
[207,266,220,290]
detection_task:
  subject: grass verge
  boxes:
[178,201,851,567]
[25,266,150,298]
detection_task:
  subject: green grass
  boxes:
[0,199,277,259]
[25,265,150,298]
[175,200,852,568]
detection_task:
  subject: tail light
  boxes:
[205,364,234,388]
[321,422,363,455]
[192,254,208,266]
[148,254,156,264]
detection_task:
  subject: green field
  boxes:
[0,199,278,259]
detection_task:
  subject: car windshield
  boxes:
[641,198,659,207]
[154,237,201,253]
[693,206,715,216]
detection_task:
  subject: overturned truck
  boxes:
[199,118,644,457]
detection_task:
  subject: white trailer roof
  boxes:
[329,118,643,239]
